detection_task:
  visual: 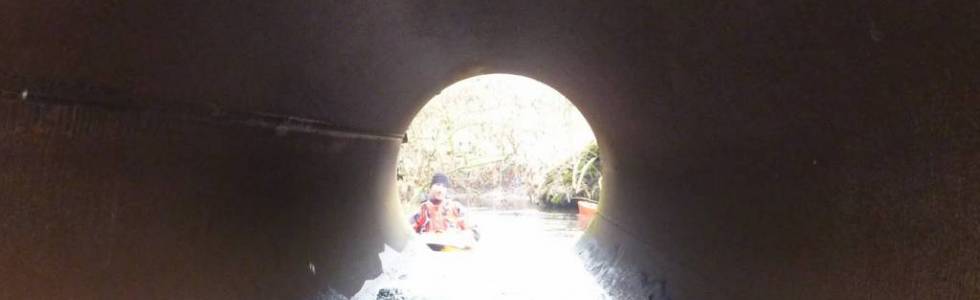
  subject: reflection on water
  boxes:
[354,209,607,300]
[472,208,584,245]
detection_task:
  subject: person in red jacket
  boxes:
[414,173,469,233]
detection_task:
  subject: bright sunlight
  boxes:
[352,74,607,299]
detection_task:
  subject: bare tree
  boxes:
[397,75,596,211]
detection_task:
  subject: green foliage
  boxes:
[396,75,597,209]
[535,141,601,209]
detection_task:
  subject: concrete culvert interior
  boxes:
[1,1,978,299]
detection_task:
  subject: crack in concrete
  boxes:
[0,88,404,142]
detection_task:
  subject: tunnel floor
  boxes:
[353,209,609,300]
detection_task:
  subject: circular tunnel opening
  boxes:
[356,74,607,299]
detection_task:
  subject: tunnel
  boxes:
[1,1,978,299]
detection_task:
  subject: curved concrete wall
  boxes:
[1,1,977,299]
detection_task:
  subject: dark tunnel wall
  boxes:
[1,1,978,299]
[0,97,406,298]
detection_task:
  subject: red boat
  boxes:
[577,200,598,230]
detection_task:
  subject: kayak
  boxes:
[418,230,477,252]
[577,200,598,229]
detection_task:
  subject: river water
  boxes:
[353,208,608,300]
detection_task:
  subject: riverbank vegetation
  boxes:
[533,141,601,210]
[397,74,598,212]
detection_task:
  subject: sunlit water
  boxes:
[353,209,608,300]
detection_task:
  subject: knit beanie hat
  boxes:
[430,173,450,187]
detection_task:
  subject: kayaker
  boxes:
[413,173,469,233]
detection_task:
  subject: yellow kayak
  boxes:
[419,230,477,252]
